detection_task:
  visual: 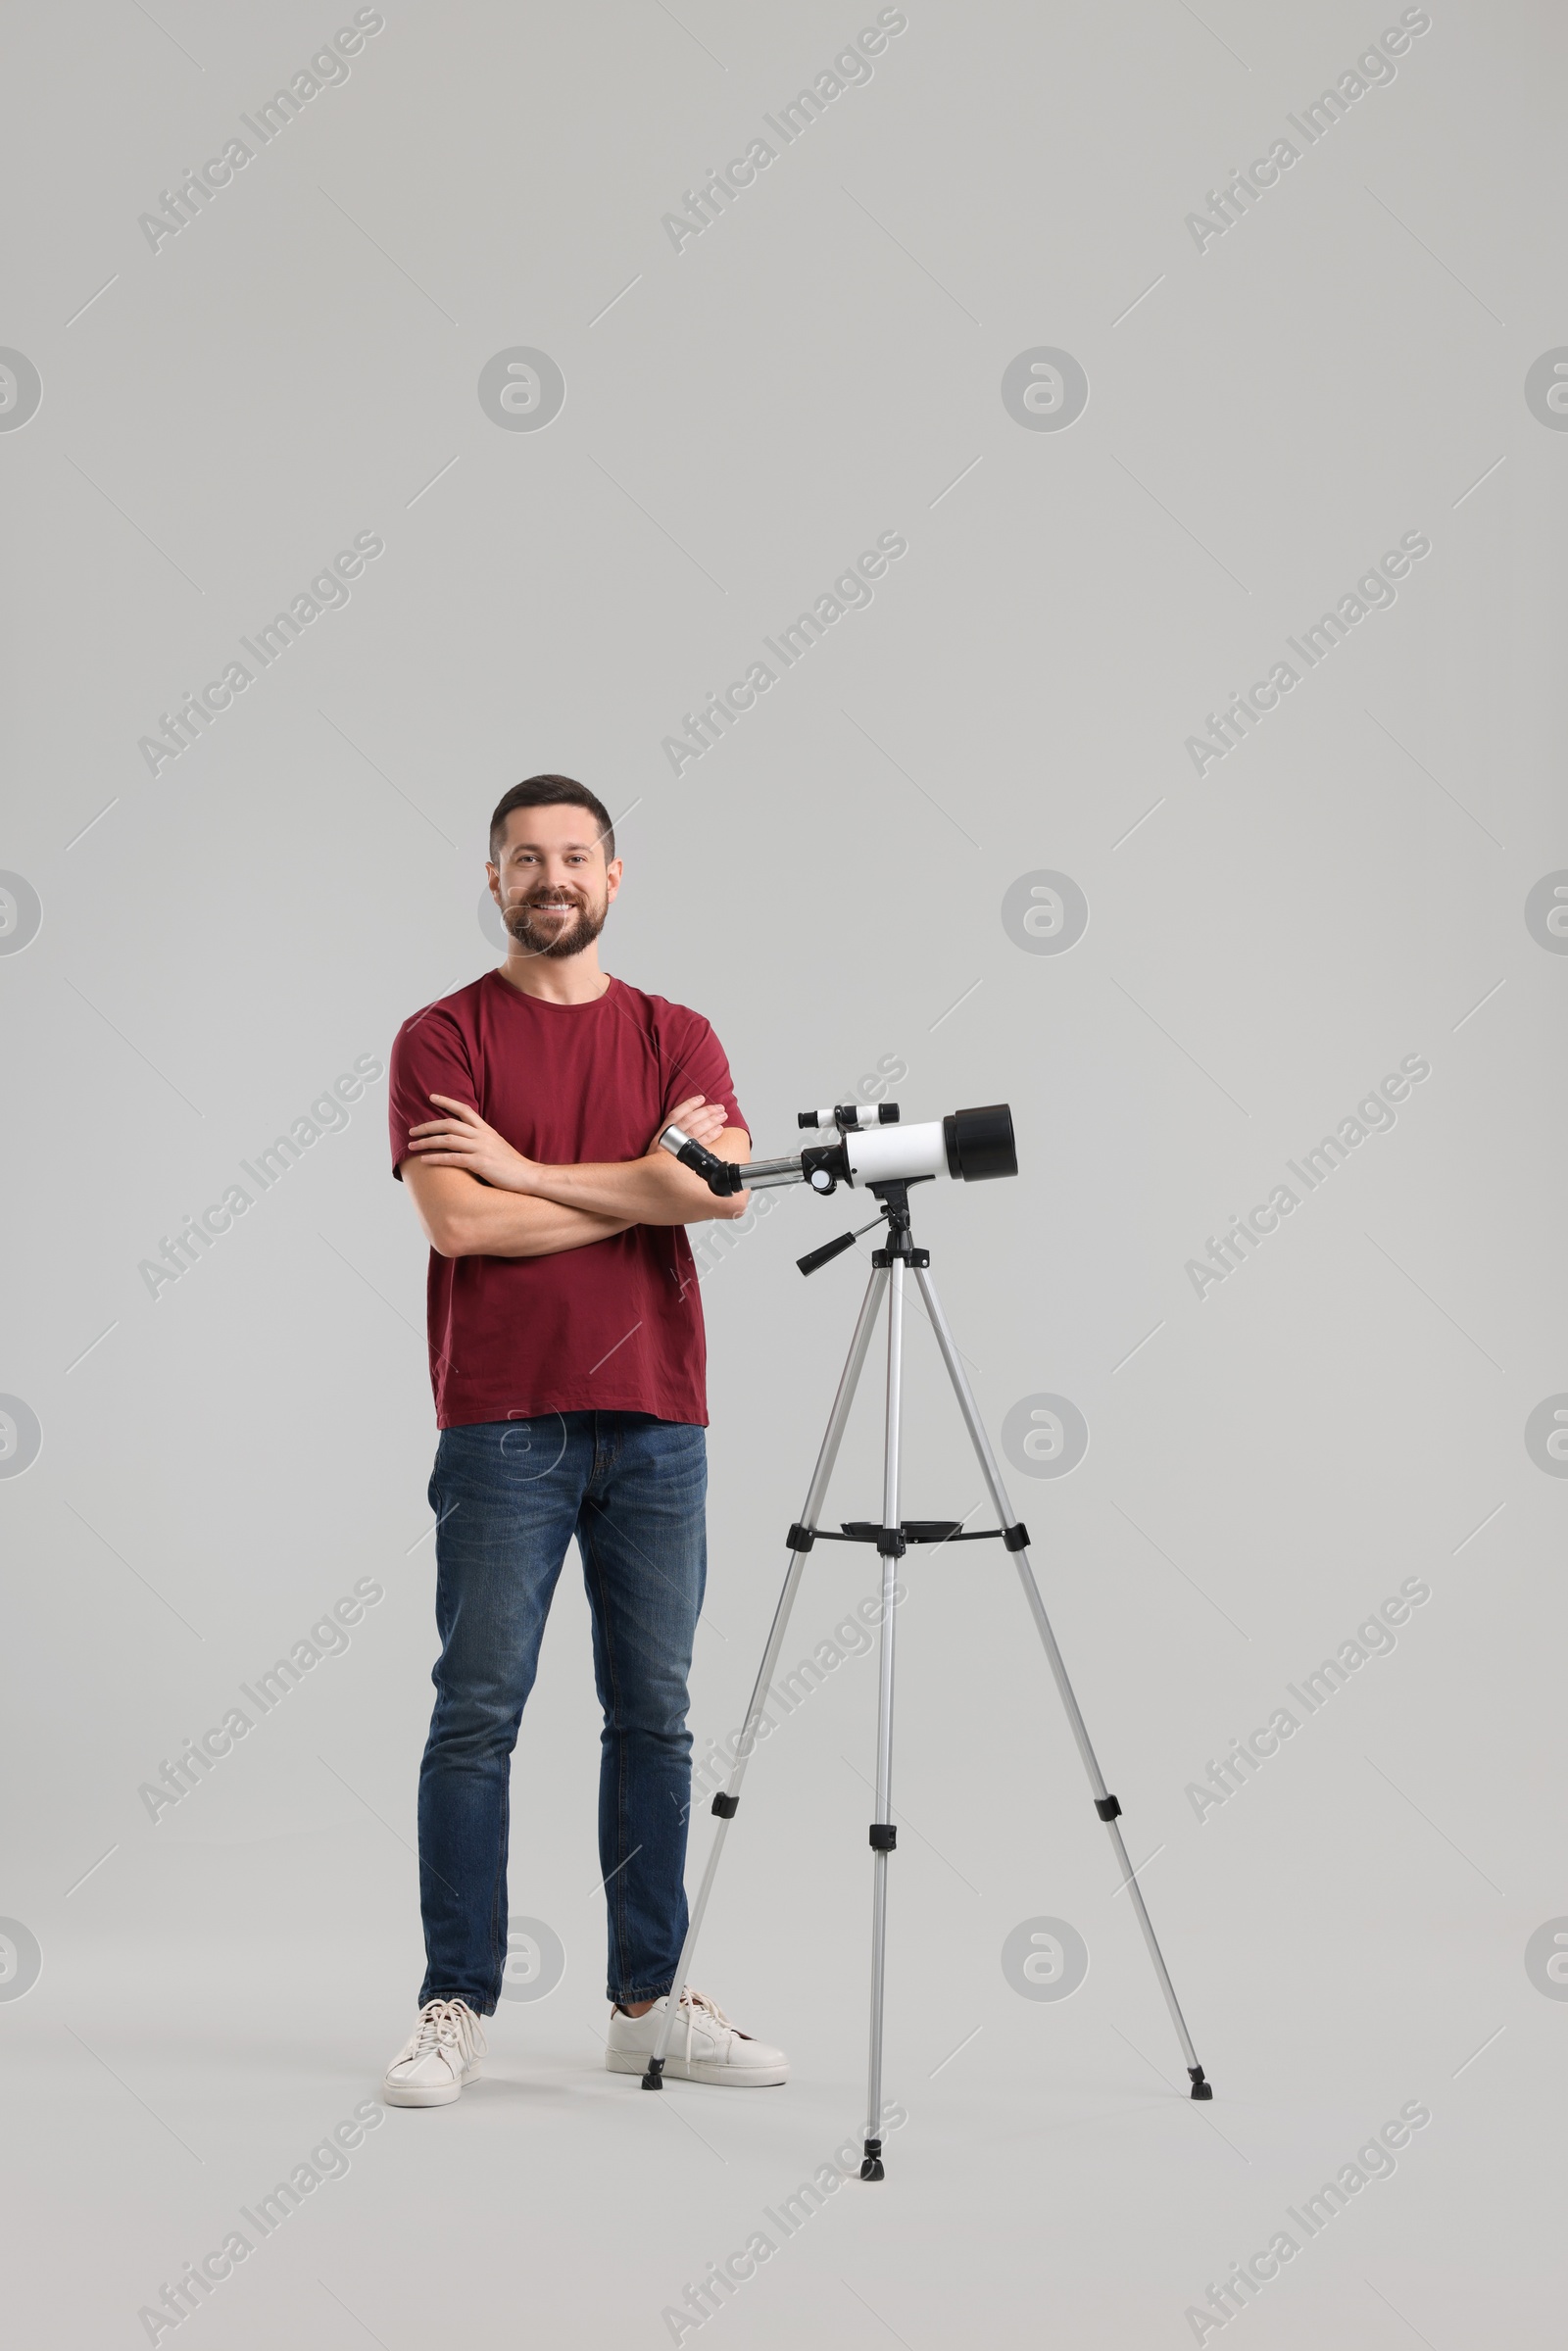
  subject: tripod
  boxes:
[641,1180,1212,2174]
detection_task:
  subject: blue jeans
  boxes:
[417,1411,708,2015]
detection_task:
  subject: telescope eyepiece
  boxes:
[660,1121,745,1195]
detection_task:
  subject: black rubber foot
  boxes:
[860,2156,885,2180]
[641,2060,664,2091]
[1188,2066,1212,2101]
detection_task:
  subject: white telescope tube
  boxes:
[659,1102,1016,1199]
[841,1119,948,1187]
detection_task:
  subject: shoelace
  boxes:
[674,1986,733,2067]
[404,1997,479,2069]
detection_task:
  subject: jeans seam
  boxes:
[580,1509,631,2000]
[488,1770,509,2008]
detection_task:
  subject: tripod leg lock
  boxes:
[875,1528,906,1557]
[860,2136,885,2180]
[1003,1520,1031,1551]
[868,1823,897,1851]
[786,1521,816,1552]
[710,1792,739,1818]
[1188,2066,1213,2101]
[1094,1793,1122,1822]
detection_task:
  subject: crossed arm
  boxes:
[399,1092,751,1260]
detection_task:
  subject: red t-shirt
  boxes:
[388,971,746,1429]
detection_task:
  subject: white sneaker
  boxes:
[606,1987,789,2086]
[382,1997,487,2107]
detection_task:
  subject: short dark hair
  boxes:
[489,774,615,864]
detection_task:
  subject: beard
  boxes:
[503,887,609,960]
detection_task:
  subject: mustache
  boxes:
[506,893,586,921]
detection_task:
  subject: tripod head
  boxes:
[659,1101,1018,1274]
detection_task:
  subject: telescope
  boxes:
[642,1085,1216,2157]
[660,1100,1017,1200]
[660,1099,1018,1277]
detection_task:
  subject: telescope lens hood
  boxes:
[942,1102,1016,1181]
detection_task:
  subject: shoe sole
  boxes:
[381,2064,481,2108]
[606,2050,788,2086]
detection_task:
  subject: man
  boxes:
[380,774,787,2105]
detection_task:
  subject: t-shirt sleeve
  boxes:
[388,1004,477,1181]
[663,1013,747,1140]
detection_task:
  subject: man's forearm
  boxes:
[520,1151,746,1227]
[443,1185,633,1259]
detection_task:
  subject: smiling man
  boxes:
[380,774,789,2106]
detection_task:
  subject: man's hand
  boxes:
[654,1096,729,1155]
[406,1095,535,1191]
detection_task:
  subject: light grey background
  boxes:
[3,1,1565,2343]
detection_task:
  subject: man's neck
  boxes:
[495,950,612,1006]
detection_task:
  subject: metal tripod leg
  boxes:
[913,1268,1213,2101]
[641,1265,890,2088]
[860,1255,905,2180]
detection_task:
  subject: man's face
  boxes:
[487,804,621,960]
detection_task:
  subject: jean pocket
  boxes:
[648,1423,708,1489]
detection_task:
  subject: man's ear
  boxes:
[605,857,624,904]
